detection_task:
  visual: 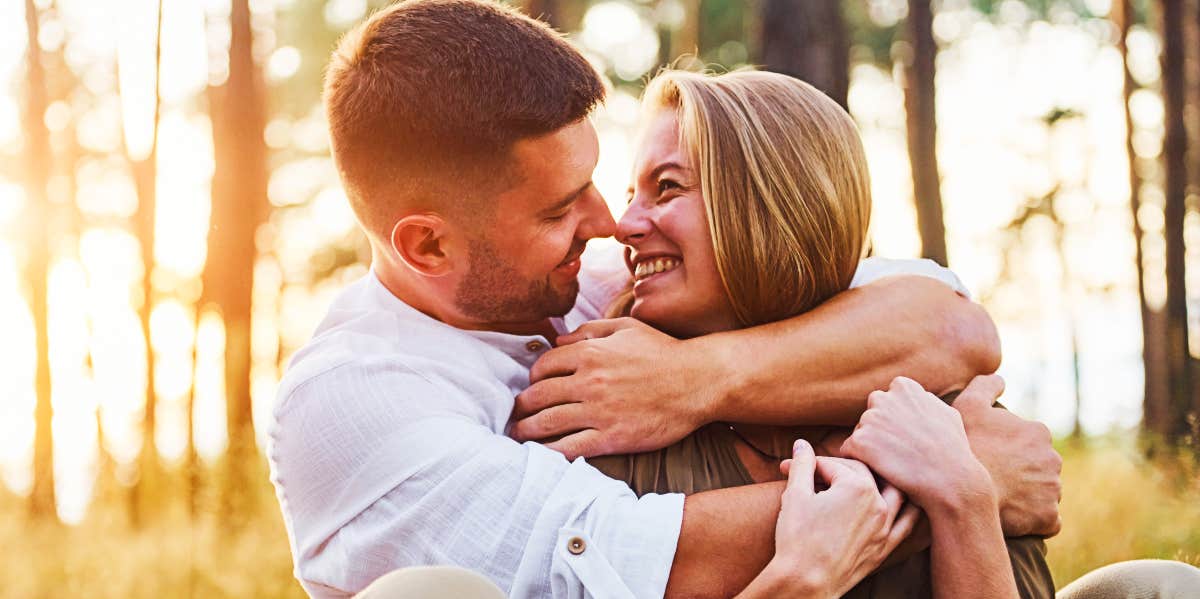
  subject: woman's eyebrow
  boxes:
[649,161,685,179]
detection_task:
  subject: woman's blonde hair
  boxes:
[615,69,872,327]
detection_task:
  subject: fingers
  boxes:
[510,403,588,441]
[880,482,905,526]
[779,458,792,477]
[528,345,581,384]
[866,389,888,410]
[512,377,576,420]
[556,318,638,346]
[839,432,866,463]
[953,374,1005,413]
[887,376,922,393]
[543,429,605,461]
[784,440,817,497]
[815,456,874,489]
[885,504,922,552]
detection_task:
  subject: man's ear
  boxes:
[389,214,458,277]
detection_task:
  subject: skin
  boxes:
[368,115,917,597]
[841,376,1020,598]
[367,114,1059,596]
[616,114,740,337]
[510,114,1005,459]
[509,112,1061,541]
[372,118,614,339]
[737,443,921,599]
[505,111,1058,594]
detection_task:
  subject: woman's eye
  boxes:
[657,179,680,194]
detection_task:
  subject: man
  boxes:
[267,1,1061,597]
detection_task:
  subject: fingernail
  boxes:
[794,439,809,453]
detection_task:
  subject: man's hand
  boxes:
[952,376,1063,537]
[509,318,723,459]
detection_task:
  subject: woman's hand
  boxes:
[840,376,994,509]
[738,440,919,598]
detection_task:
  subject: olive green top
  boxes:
[588,422,1055,598]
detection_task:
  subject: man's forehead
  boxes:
[507,119,598,202]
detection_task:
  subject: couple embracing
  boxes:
[268,1,1200,597]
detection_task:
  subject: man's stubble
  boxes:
[455,236,579,323]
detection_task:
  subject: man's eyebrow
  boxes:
[541,180,592,215]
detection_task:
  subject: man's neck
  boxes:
[372,257,559,341]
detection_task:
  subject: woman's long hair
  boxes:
[611,69,872,327]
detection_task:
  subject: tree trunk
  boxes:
[758,0,849,110]
[903,0,949,266]
[206,0,268,521]
[125,0,164,527]
[1118,0,1172,437]
[1158,0,1192,441]
[1190,0,1200,426]
[674,0,702,61]
[23,0,56,522]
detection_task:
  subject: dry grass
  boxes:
[1047,436,1200,587]
[2,437,1198,597]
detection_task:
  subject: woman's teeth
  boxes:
[634,257,681,281]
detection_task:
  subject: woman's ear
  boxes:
[389,214,457,277]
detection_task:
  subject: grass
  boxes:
[1047,436,1200,586]
[1,437,1197,597]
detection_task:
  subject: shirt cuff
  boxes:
[554,459,685,599]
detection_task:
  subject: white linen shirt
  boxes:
[267,243,966,599]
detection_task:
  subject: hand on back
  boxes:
[951,375,1063,537]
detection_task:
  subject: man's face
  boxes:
[454,119,616,325]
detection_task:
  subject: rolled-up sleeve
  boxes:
[851,257,971,297]
[267,361,684,599]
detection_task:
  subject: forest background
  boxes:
[4,0,1200,596]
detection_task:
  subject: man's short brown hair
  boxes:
[324,0,606,239]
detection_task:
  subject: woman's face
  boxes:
[617,110,739,337]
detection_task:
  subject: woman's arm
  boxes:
[924,478,1018,599]
[840,376,1018,599]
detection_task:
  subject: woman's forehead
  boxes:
[632,111,689,177]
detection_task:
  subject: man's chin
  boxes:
[545,280,580,317]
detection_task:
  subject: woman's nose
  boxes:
[616,202,653,245]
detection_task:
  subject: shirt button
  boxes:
[566,536,586,555]
[526,340,545,352]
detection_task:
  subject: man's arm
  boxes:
[512,274,999,457]
[268,366,689,598]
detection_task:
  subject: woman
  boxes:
[586,69,1050,597]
